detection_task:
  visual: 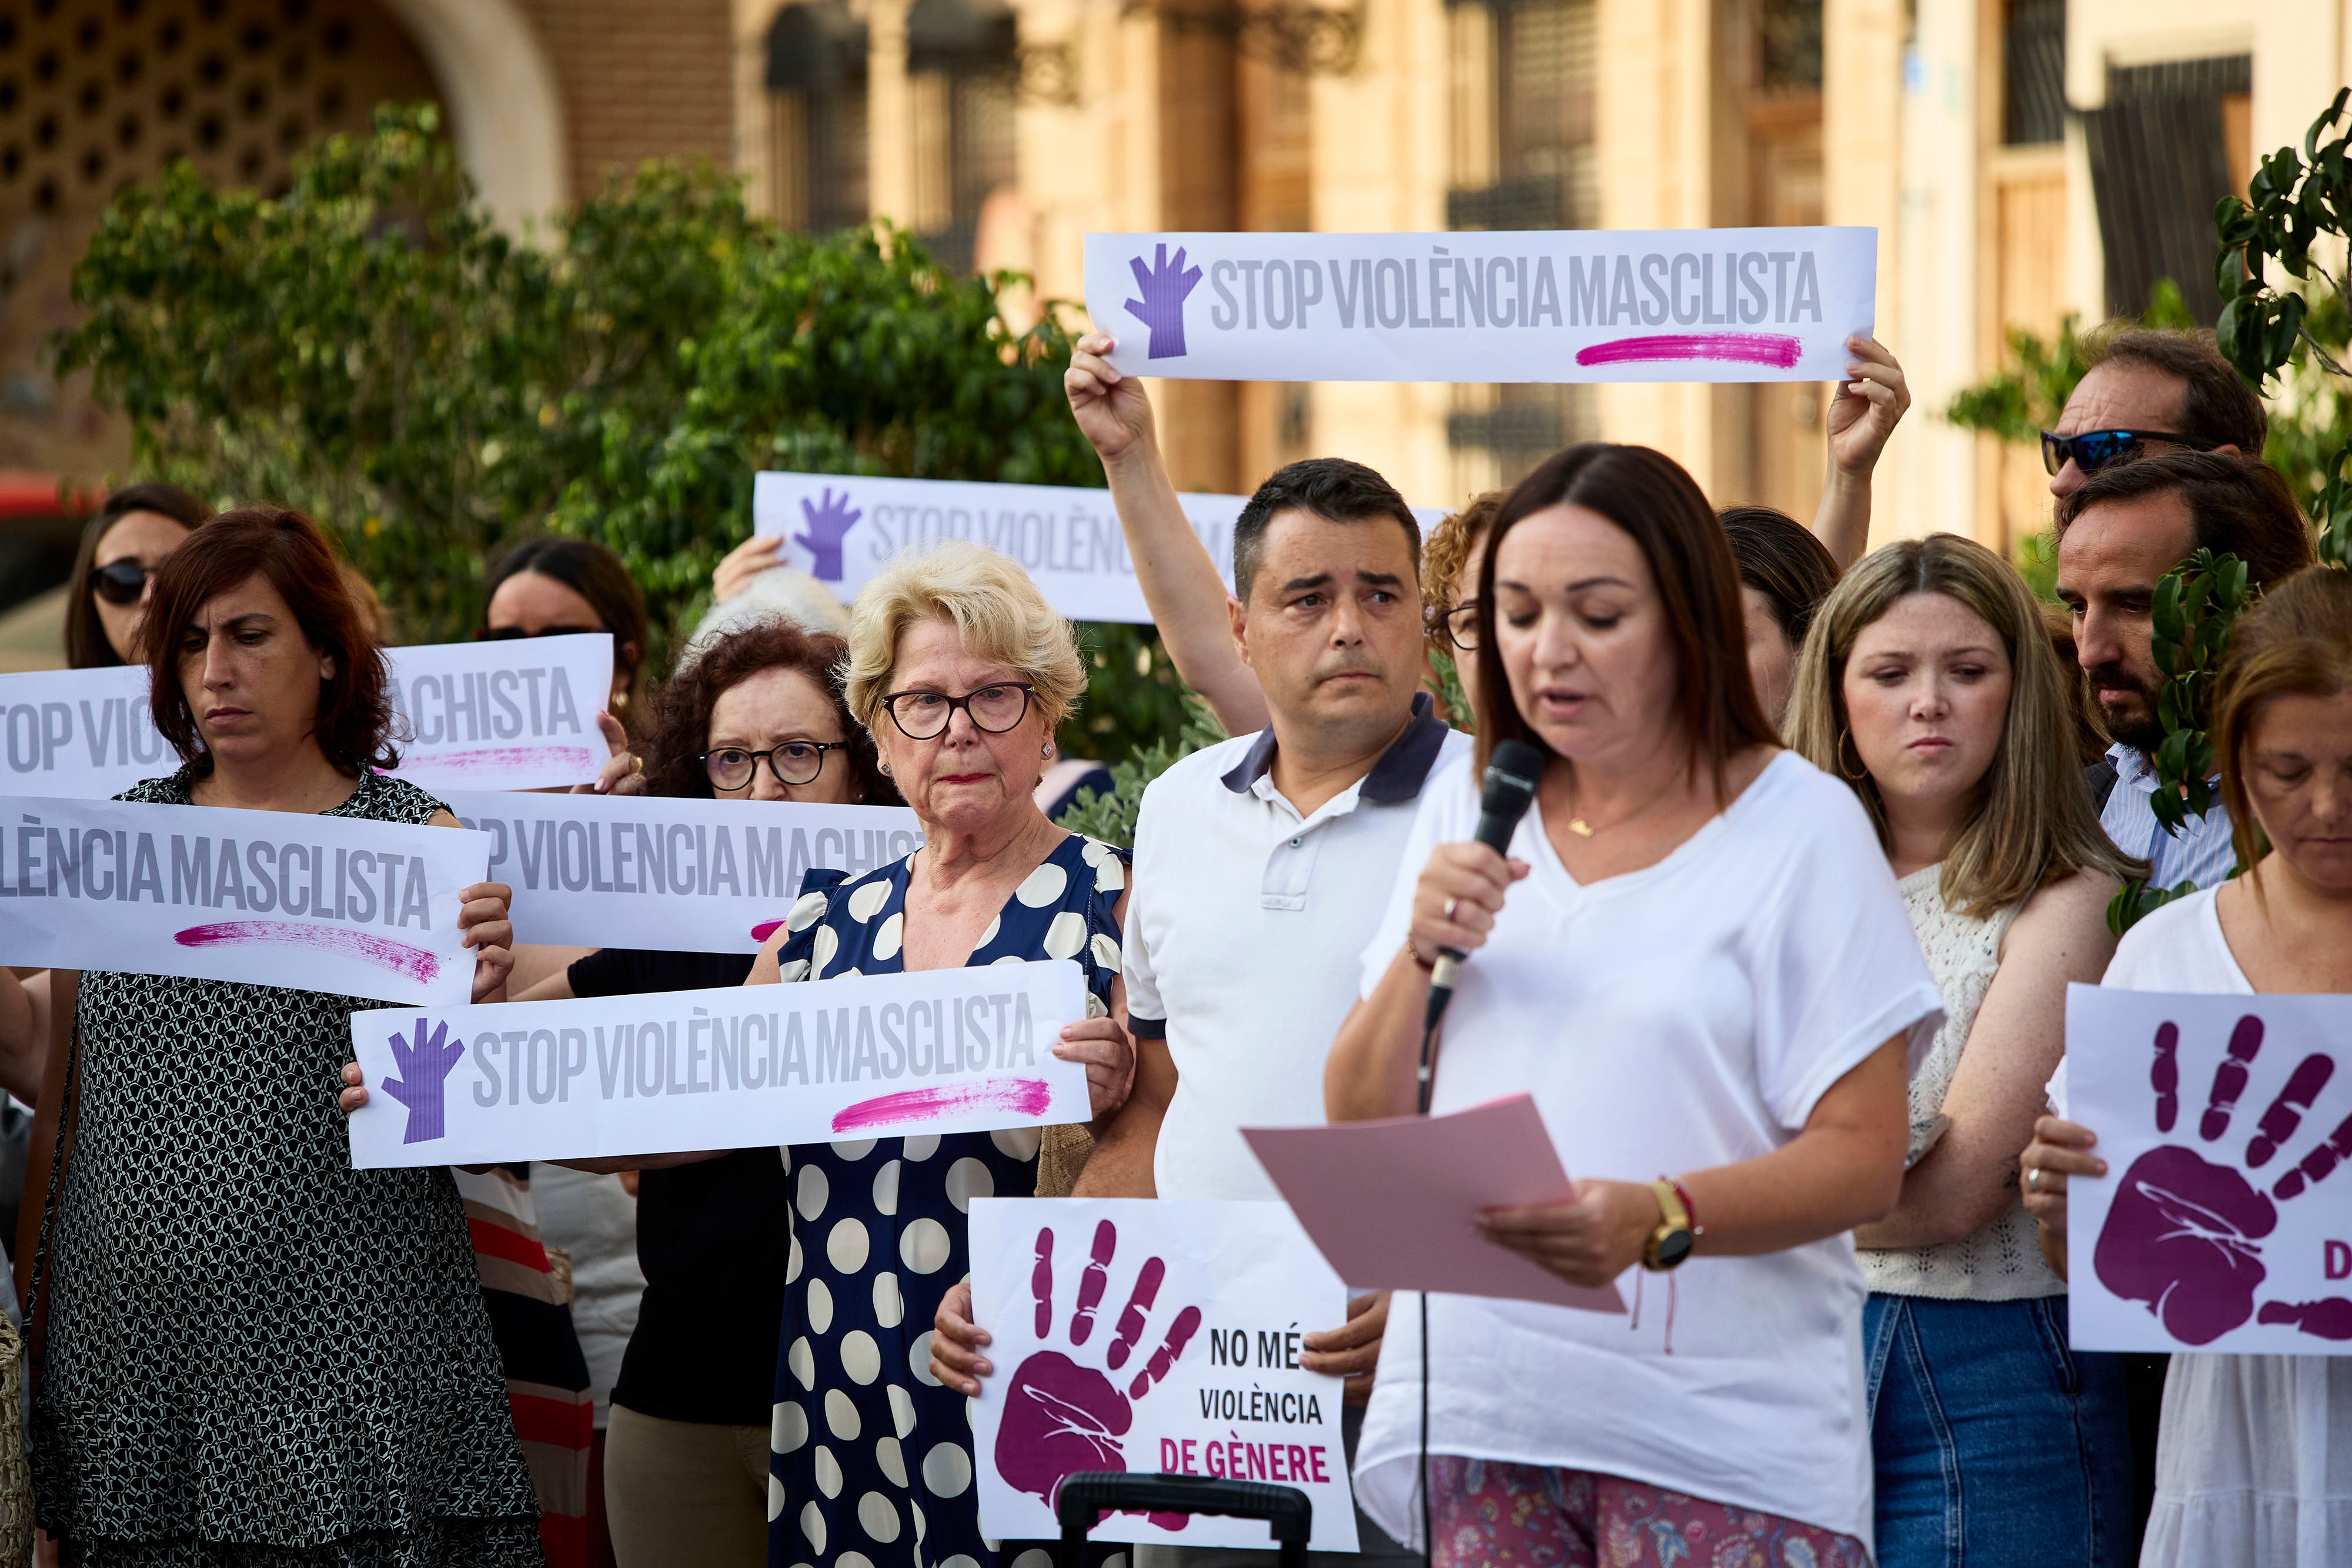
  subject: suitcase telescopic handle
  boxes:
[1054,1473,1313,1568]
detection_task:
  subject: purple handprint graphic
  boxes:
[380,1018,465,1145]
[793,487,863,581]
[2095,1013,2352,1344]
[1124,244,1204,360]
[997,1220,1201,1527]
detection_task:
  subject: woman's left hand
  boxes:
[573,710,646,795]
[1475,1178,1659,1287]
[460,881,516,1004]
[1827,334,1910,480]
[1055,1017,1136,1118]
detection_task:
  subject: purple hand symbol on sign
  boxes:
[1124,244,1204,361]
[997,1220,1202,1526]
[380,1018,464,1145]
[793,487,863,581]
[2095,1014,2352,1344]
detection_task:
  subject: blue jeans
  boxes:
[1863,1293,2131,1568]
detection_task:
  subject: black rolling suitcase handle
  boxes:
[1055,1472,1313,1568]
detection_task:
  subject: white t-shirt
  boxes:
[2063,887,2351,1568]
[1350,749,1943,1547]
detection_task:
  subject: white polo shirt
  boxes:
[1124,692,1469,1200]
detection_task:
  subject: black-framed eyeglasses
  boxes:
[88,560,159,607]
[2039,428,2197,479]
[1433,603,1481,653]
[701,741,852,791]
[479,623,603,641]
[881,681,1035,740]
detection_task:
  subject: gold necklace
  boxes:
[1563,786,1662,838]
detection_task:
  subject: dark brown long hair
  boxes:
[481,536,650,714]
[65,481,212,669]
[143,507,397,778]
[643,620,897,805]
[2214,565,2352,878]
[1472,444,1775,798]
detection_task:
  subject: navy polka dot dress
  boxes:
[766,831,1128,1568]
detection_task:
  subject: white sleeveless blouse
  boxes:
[1859,864,2065,1300]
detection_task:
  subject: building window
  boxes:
[907,0,1017,273]
[2083,54,2252,322]
[1758,0,1822,95]
[768,0,870,235]
[2003,0,2066,146]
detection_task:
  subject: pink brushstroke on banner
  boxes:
[1575,333,1804,370]
[832,1078,1055,1132]
[751,920,786,944]
[173,921,442,984]
[390,746,599,780]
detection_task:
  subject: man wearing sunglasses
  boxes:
[2042,327,2268,500]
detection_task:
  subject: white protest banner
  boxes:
[2064,985,2352,1354]
[0,633,614,799]
[754,472,1445,624]
[968,1198,1358,1552]
[1084,228,1876,384]
[440,790,923,952]
[345,959,1089,1166]
[0,795,488,1004]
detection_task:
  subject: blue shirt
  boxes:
[2099,743,2240,891]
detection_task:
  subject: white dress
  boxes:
[2086,887,2352,1568]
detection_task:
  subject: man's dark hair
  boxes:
[2056,450,2314,587]
[1232,458,1421,600]
[1719,504,1840,644]
[2083,326,2269,456]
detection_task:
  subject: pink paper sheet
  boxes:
[1243,1094,1626,1313]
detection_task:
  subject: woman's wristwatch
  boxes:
[1641,1176,1700,1272]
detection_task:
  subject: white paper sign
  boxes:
[968,1198,1358,1551]
[0,795,489,1004]
[346,959,1090,1166]
[1083,228,1876,383]
[0,633,615,799]
[440,790,924,952]
[754,472,1445,624]
[2065,985,2352,1354]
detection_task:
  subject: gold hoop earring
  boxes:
[1835,724,1869,781]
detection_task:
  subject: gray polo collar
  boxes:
[1218,691,1452,804]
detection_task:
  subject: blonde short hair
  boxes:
[843,540,1087,733]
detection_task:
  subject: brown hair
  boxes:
[1719,504,1840,644]
[2214,564,2352,878]
[2056,450,2314,589]
[1786,534,2146,914]
[1471,444,1775,796]
[644,619,896,805]
[2083,325,2269,456]
[65,480,212,669]
[1421,492,1505,647]
[144,507,397,778]
[482,536,650,715]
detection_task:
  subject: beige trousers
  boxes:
[604,1403,770,1568]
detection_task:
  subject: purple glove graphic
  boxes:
[2095,1014,2352,1344]
[793,487,863,581]
[380,1018,465,1145]
[997,1221,1201,1527]
[1124,244,1204,360]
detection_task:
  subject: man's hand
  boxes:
[460,881,516,1004]
[1302,1291,1389,1406]
[1065,333,1158,466]
[1826,335,1910,481]
[1055,1015,1137,1119]
[931,1279,992,1396]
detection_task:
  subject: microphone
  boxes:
[1422,737,1547,1043]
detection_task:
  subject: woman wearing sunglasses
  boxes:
[64,482,212,668]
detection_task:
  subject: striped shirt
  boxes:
[2099,743,2240,892]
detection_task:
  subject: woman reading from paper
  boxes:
[1322,444,1943,1564]
[2020,565,2352,1568]
[742,540,1135,1568]
[22,507,536,1565]
[1785,534,2144,1566]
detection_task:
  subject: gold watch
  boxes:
[1641,1176,1696,1272]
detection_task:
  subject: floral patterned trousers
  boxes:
[1430,1458,1871,1568]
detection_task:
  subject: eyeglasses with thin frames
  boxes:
[1434,603,1481,654]
[881,682,1035,740]
[701,741,853,791]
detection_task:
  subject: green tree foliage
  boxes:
[54,103,1193,765]
[1054,694,1229,850]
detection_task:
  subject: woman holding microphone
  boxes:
[1325,443,1943,1564]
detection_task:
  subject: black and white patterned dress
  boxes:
[30,768,541,1568]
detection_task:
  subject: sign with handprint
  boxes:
[754,471,1445,626]
[968,1198,1359,1551]
[0,794,490,1004]
[1083,228,1876,385]
[2065,986,2352,1355]
[346,959,1091,1166]
[0,634,614,800]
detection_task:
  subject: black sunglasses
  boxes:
[479,623,603,641]
[88,560,159,607]
[2039,428,2197,479]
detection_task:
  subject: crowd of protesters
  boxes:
[0,315,2342,1568]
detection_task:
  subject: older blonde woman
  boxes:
[747,540,1134,1568]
